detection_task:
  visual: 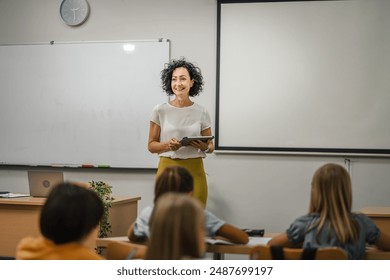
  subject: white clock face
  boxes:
[60,0,90,26]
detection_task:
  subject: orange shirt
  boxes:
[16,237,104,260]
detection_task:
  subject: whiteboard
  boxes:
[216,0,390,156]
[0,40,170,168]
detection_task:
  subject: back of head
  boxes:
[310,163,352,214]
[40,181,104,244]
[154,166,194,203]
[146,193,205,260]
[309,163,358,243]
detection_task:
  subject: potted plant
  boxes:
[89,180,115,238]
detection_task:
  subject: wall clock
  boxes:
[60,0,90,26]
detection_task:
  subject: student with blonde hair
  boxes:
[127,166,248,244]
[268,163,390,259]
[146,193,205,259]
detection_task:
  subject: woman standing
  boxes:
[148,58,214,206]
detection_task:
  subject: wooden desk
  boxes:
[359,207,390,236]
[96,235,390,260]
[0,196,140,257]
[206,234,273,259]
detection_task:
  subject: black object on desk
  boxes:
[242,229,265,237]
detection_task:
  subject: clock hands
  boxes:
[71,7,80,21]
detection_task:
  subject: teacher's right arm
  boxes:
[148,121,181,153]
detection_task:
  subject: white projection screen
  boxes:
[216,0,390,156]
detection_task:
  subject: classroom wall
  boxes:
[1,0,389,237]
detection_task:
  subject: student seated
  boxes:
[268,163,390,259]
[146,193,205,259]
[16,182,105,260]
[127,166,248,244]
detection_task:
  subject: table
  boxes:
[95,235,390,260]
[205,235,273,259]
[359,207,390,236]
[0,196,140,257]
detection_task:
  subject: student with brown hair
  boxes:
[16,182,104,260]
[146,193,205,259]
[127,166,248,244]
[268,163,390,259]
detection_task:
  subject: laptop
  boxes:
[27,171,64,197]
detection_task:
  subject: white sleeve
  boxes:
[150,104,161,125]
[204,209,226,237]
[132,206,153,238]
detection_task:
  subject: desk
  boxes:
[0,196,140,257]
[95,235,390,260]
[206,235,273,259]
[359,207,390,236]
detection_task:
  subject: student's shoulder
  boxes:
[65,244,105,260]
[204,209,225,223]
[352,212,376,225]
[291,213,319,227]
[139,205,154,217]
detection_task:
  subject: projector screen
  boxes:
[216,0,390,156]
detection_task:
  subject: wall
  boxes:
[0,0,389,242]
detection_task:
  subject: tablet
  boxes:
[180,136,214,146]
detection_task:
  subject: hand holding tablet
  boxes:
[180,136,214,146]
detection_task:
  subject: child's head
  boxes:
[154,166,194,203]
[309,163,358,243]
[40,181,104,244]
[146,193,205,260]
[309,163,352,214]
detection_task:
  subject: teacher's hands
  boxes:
[168,138,182,151]
[189,140,209,151]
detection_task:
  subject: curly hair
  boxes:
[161,57,204,97]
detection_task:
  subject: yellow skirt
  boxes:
[157,157,208,207]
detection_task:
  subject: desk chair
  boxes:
[104,241,147,260]
[250,245,348,260]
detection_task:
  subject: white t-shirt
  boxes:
[150,102,212,159]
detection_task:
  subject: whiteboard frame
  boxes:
[0,39,170,168]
